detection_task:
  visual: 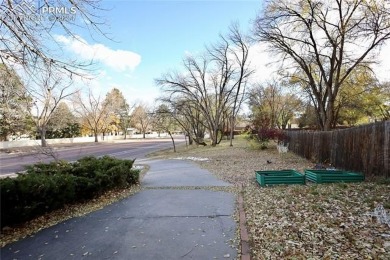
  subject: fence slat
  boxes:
[384,121,390,178]
[285,121,390,178]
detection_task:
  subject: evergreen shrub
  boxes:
[1,156,139,227]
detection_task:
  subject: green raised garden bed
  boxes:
[304,169,364,183]
[255,170,305,187]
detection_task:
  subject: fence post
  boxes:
[384,121,390,178]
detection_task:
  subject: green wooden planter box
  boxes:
[255,170,305,187]
[304,169,365,183]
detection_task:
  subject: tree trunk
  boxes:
[94,130,98,142]
[324,99,335,131]
[211,127,218,147]
[188,134,193,145]
[210,132,215,146]
[168,131,176,152]
[143,132,146,139]
[317,103,327,131]
[2,133,9,141]
[217,129,224,145]
[324,117,333,131]
[40,127,47,147]
[229,116,234,147]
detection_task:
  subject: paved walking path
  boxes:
[1,159,237,259]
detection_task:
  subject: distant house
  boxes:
[126,128,137,136]
[235,120,250,132]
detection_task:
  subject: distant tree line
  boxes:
[153,0,390,146]
[1,0,390,147]
[0,70,161,144]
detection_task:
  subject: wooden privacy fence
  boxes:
[284,121,390,178]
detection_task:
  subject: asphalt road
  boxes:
[0,138,183,177]
[0,159,237,259]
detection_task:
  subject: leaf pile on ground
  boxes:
[159,137,390,259]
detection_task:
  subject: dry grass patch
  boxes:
[158,136,390,259]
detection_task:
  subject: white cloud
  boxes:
[248,43,281,83]
[55,35,141,72]
[100,83,158,106]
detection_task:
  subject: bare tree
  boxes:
[159,95,209,145]
[249,82,281,129]
[0,0,106,80]
[31,145,61,162]
[226,24,253,146]
[153,104,178,152]
[1,0,108,144]
[28,71,76,147]
[132,104,151,139]
[249,81,303,129]
[164,97,207,145]
[253,0,390,130]
[157,24,252,146]
[73,89,109,142]
[156,55,220,146]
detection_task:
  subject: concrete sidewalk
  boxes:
[1,159,237,259]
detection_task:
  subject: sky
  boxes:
[52,0,390,106]
[55,0,263,105]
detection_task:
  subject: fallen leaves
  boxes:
[243,182,390,259]
[164,138,390,259]
[2,138,389,259]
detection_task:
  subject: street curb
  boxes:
[238,184,251,260]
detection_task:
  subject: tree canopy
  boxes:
[0,64,32,141]
[253,0,390,130]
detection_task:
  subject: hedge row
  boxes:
[1,156,140,227]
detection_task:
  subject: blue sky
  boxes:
[58,0,263,104]
[56,0,390,105]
